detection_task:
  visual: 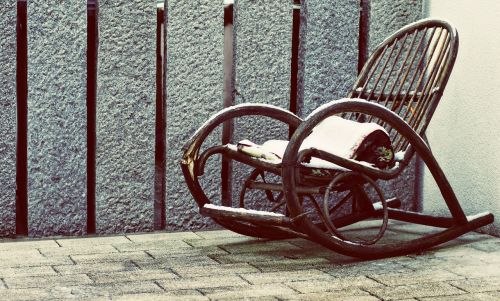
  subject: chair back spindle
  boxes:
[347,19,458,154]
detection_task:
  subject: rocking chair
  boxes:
[181,18,494,259]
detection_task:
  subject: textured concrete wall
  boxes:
[0,1,17,237]
[96,1,156,233]
[0,0,425,237]
[423,0,500,236]
[27,1,87,237]
[369,0,422,51]
[165,1,224,230]
[301,0,359,116]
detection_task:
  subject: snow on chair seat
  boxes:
[201,204,291,226]
[235,116,395,170]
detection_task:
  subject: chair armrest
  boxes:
[182,103,303,161]
[283,98,429,180]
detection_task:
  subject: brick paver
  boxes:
[0,221,498,300]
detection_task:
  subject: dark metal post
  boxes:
[221,0,235,206]
[87,0,98,234]
[154,0,166,230]
[289,0,301,137]
[358,0,370,74]
[16,0,29,236]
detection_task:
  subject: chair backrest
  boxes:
[347,19,458,153]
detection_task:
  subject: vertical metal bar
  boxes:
[357,0,370,74]
[16,0,28,236]
[221,0,235,206]
[154,0,166,230]
[289,0,300,137]
[87,0,98,234]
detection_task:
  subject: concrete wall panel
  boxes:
[300,0,359,116]
[27,1,87,237]
[0,1,17,237]
[369,0,422,51]
[165,1,224,230]
[96,1,155,233]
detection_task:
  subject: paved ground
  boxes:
[0,221,499,301]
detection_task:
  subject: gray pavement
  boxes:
[0,221,498,300]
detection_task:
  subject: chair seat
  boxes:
[232,116,395,170]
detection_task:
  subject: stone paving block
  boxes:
[0,255,73,268]
[170,263,260,278]
[214,243,336,264]
[202,283,297,300]
[146,246,228,258]
[420,291,500,301]
[427,245,491,258]
[463,251,500,264]
[54,261,139,275]
[365,281,465,300]
[283,240,355,263]
[322,257,413,277]
[137,256,220,269]
[0,239,60,251]
[241,269,334,285]
[401,254,499,273]
[467,238,500,253]
[281,287,373,300]
[56,235,131,247]
[39,244,119,257]
[399,257,452,271]
[251,257,332,272]
[0,288,75,301]
[113,291,209,301]
[284,293,379,301]
[0,266,57,278]
[70,251,153,264]
[193,230,246,240]
[126,231,202,243]
[0,249,46,259]
[286,276,382,294]
[445,261,500,278]
[89,269,178,284]
[70,282,164,298]
[219,241,303,254]
[449,276,500,293]
[3,274,92,289]
[370,269,464,286]
[212,253,299,264]
[157,275,249,290]
[185,236,258,248]
[113,240,193,252]
[216,297,279,301]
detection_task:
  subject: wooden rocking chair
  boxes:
[181,18,494,259]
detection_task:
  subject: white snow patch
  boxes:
[394,151,406,161]
[204,204,285,217]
